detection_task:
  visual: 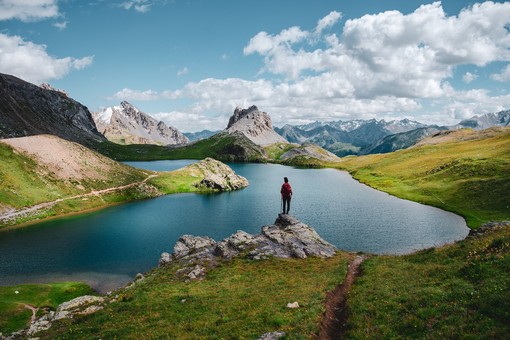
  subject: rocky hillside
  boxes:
[0,134,149,227]
[225,105,287,146]
[93,101,189,145]
[0,73,105,146]
[361,126,448,154]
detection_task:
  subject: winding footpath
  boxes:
[0,174,158,226]
[318,255,365,339]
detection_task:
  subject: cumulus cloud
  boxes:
[491,64,510,82]
[111,3,510,130]
[0,0,59,22]
[152,111,228,132]
[0,33,93,84]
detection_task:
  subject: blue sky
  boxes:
[1,0,510,132]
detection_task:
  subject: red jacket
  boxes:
[281,182,292,198]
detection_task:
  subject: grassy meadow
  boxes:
[336,128,510,228]
[41,254,351,339]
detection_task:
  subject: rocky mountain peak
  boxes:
[93,102,189,146]
[225,105,287,146]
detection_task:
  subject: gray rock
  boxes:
[26,319,51,336]
[159,252,171,266]
[56,295,104,314]
[160,214,337,281]
[257,331,286,340]
[173,235,217,259]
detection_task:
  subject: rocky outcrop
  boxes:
[159,214,337,279]
[8,295,105,338]
[184,157,249,191]
[225,105,287,146]
[93,101,189,146]
[279,143,339,163]
[468,221,510,238]
[0,73,105,147]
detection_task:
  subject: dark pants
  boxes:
[282,196,291,214]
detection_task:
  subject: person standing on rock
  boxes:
[280,177,293,214]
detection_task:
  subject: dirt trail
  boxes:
[24,304,39,323]
[317,255,365,339]
[0,174,158,224]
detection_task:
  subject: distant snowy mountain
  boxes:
[454,110,510,130]
[93,101,189,146]
[225,105,287,146]
[275,118,427,156]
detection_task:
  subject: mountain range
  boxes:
[275,112,510,156]
[1,72,509,159]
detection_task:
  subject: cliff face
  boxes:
[0,73,105,146]
[225,105,287,146]
[93,101,189,145]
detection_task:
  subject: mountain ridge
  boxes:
[0,73,105,147]
[93,101,189,146]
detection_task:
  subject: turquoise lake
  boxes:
[0,161,469,292]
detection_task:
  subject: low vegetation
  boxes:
[0,282,93,334]
[347,225,510,338]
[41,254,351,339]
[336,127,510,228]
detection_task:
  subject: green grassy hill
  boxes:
[0,135,246,229]
[95,131,267,162]
[336,127,510,228]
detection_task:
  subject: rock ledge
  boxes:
[159,214,337,280]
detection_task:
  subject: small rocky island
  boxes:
[185,157,249,191]
[159,214,337,280]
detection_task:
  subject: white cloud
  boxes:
[53,21,68,30]
[152,111,227,132]
[120,0,152,13]
[491,64,510,82]
[0,33,93,84]
[462,72,478,83]
[110,3,510,131]
[109,88,159,101]
[315,11,342,35]
[0,0,59,22]
[177,66,188,76]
